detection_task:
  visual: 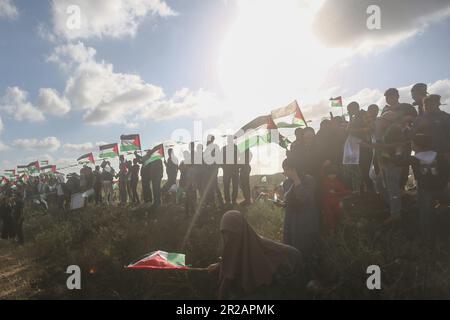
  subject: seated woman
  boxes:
[208,210,304,300]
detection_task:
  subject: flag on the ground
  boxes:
[330,96,343,108]
[99,143,119,159]
[40,160,49,166]
[126,251,189,270]
[77,153,95,165]
[120,134,141,152]
[271,100,307,128]
[27,161,40,174]
[41,165,57,174]
[143,144,165,167]
[235,116,289,152]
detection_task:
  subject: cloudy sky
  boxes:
[1,0,450,174]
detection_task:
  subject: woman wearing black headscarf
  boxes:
[208,210,303,300]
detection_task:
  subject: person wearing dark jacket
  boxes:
[130,158,140,204]
[135,150,152,203]
[162,148,178,195]
[410,133,449,242]
[222,136,240,207]
[11,194,24,245]
[93,166,103,205]
[0,196,14,240]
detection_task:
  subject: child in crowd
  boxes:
[321,164,352,234]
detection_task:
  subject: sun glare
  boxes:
[218,0,349,115]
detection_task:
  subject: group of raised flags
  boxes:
[74,135,163,169]
[2,97,344,183]
[235,100,307,152]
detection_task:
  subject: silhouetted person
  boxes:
[382,88,401,115]
[239,149,252,206]
[135,150,152,203]
[194,144,205,201]
[222,135,239,207]
[130,158,140,203]
[126,160,133,201]
[162,148,178,195]
[413,94,450,157]
[148,145,164,209]
[12,194,24,245]
[0,197,13,240]
[118,155,128,205]
[204,135,223,207]
[411,83,428,116]
[410,133,449,242]
[343,101,367,194]
[93,165,102,205]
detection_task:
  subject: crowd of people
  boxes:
[1,83,449,300]
[206,84,450,299]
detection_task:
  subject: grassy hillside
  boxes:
[1,182,450,300]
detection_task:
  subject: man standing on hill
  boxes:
[130,158,140,204]
[239,148,252,206]
[204,135,223,207]
[148,146,164,209]
[135,150,152,203]
[413,94,450,158]
[93,166,102,205]
[162,148,179,195]
[222,135,239,207]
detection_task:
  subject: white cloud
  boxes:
[0,0,18,20]
[63,142,95,153]
[125,122,139,129]
[51,0,177,40]
[313,0,450,53]
[0,87,45,123]
[37,88,71,116]
[48,42,219,125]
[12,137,61,152]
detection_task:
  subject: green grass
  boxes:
[4,193,450,300]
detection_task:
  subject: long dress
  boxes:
[283,175,319,259]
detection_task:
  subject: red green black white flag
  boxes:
[77,153,95,165]
[99,143,119,159]
[330,96,343,108]
[143,144,165,167]
[126,251,189,270]
[271,100,307,128]
[27,161,40,174]
[120,134,141,152]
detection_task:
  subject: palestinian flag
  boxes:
[17,165,28,174]
[77,153,95,165]
[120,134,141,152]
[235,116,289,152]
[40,160,49,166]
[99,143,119,159]
[271,100,307,128]
[27,161,40,174]
[330,96,343,108]
[126,251,189,270]
[4,169,16,177]
[143,144,165,167]
[41,165,57,174]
